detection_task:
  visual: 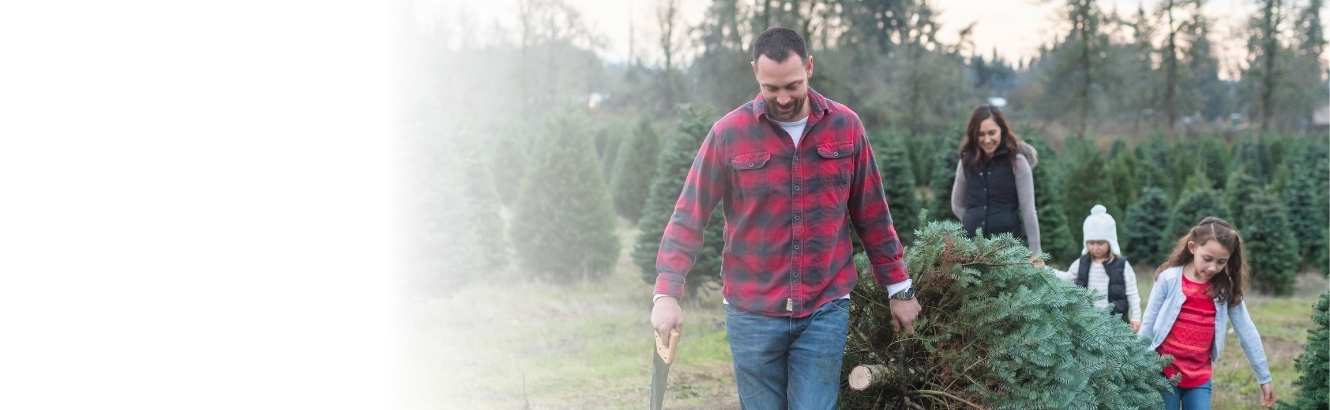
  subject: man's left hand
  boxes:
[889,297,921,335]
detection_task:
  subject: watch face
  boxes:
[894,287,915,299]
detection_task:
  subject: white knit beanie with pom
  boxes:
[1081,204,1122,256]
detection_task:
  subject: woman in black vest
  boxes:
[949,105,1042,264]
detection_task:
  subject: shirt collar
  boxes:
[752,88,828,123]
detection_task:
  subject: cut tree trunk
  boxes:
[848,364,900,391]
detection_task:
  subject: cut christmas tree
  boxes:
[840,221,1170,409]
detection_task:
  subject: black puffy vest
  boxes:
[961,147,1022,241]
[1075,254,1130,322]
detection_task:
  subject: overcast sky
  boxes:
[413,0,1328,80]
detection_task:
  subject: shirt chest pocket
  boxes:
[731,151,774,196]
[815,142,854,186]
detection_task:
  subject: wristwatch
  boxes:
[890,286,916,300]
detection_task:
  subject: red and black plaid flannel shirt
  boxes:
[653,89,908,318]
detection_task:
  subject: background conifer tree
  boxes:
[632,105,724,299]
[1243,188,1299,295]
[1284,150,1328,274]
[1160,171,1229,258]
[1062,137,1115,243]
[1025,138,1076,264]
[610,118,661,223]
[1124,187,1170,266]
[1225,167,1261,229]
[873,134,920,244]
[1277,292,1329,410]
[510,112,620,280]
[928,142,959,224]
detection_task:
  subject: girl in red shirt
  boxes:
[1139,217,1276,409]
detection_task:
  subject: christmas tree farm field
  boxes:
[399,222,741,409]
[398,218,1324,409]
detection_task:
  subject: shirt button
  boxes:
[793,244,800,250]
[793,215,800,221]
[793,184,800,191]
[832,152,840,158]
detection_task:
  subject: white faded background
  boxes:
[0,1,392,409]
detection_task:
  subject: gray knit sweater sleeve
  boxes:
[1012,155,1041,256]
[950,160,966,220]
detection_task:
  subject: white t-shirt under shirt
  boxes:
[774,116,809,147]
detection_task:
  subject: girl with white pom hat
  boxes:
[1053,204,1142,331]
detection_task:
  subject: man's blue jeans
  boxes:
[725,298,849,410]
[1162,380,1213,410]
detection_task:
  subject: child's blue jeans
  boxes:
[1162,380,1213,410]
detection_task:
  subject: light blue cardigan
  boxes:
[1137,266,1272,385]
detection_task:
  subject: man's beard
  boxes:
[766,97,805,122]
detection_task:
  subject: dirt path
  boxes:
[658,362,740,409]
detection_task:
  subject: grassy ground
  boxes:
[400,223,740,410]
[399,224,1324,409]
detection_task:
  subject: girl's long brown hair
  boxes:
[1155,216,1248,305]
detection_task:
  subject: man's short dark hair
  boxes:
[751,27,807,63]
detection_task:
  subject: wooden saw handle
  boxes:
[654,327,681,365]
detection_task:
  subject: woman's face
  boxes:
[977,118,1001,156]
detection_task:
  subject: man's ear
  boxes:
[805,55,814,78]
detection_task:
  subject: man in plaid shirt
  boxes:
[649,27,921,408]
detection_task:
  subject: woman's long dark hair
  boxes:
[1155,216,1249,305]
[960,105,1023,170]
